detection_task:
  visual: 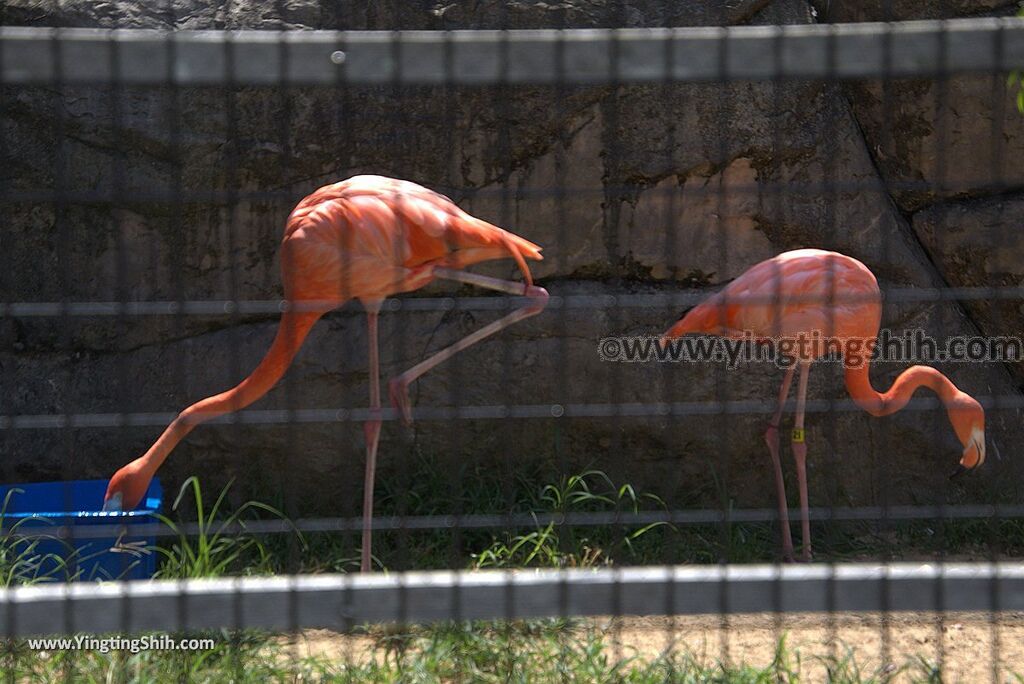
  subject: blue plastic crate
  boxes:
[0,478,162,581]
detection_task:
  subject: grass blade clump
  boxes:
[155,477,304,579]
[472,469,672,570]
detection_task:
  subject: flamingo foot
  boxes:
[388,377,413,426]
[784,547,812,563]
[781,540,796,563]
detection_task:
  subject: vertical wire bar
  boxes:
[348,62,383,583]
[823,17,840,663]
[934,14,951,677]
[223,30,246,682]
[714,4,731,666]
[441,30,466,584]
[440,33,466,669]
[163,21,190,682]
[274,19,298,570]
[876,3,892,671]
[108,28,137,658]
[661,4,681,672]
[47,20,65,667]
[48,29,77,680]
[552,11,572,672]
[495,3,518,660]
[334,22,363,582]
[768,0,786,656]
[273,22,303,669]
[0,25,14,683]
[109,35,129,589]
[879,2,894,671]
[986,19,1009,684]
[330,17,358,674]
[602,1,626,663]
[604,3,625,667]
[389,24,409,645]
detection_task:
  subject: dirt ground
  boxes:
[283,612,1024,682]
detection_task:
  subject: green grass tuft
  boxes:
[154,476,305,579]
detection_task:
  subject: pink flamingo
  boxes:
[103,175,548,572]
[663,249,985,562]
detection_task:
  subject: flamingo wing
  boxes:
[283,175,543,300]
[721,250,882,339]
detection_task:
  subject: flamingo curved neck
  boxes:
[130,310,322,481]
[844,362,960,417]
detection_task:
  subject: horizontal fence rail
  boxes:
[9,504,1024,541]
[0,178,1021,204]
[1,19,1023,86]
[5,285,1024,318]
[3,393,1023,430]
[2,563,1023,637]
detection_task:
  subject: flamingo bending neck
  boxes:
[104,310,322,510]
[845,361,959,416]
[843,359,986,470]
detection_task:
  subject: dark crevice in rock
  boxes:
[3,96,180,167]
[837,76,1006,360]
[908,186,1024,217]
[838,86,933,275]
[731,0,778,25]
[455,103,605,200]
[838,87,907,223]
[5,315,278,359]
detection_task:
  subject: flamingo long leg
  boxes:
[361,306,383,573]
[430,267,537,295]
[765,364,797,562]
[361,272,545,573]
[792,361,812,562]
[387,268,549,424]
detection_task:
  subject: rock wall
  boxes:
[2,0,1022,516]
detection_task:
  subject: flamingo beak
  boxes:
[951,428,986,481]
[102,492,123,513]
[949,464,968,480]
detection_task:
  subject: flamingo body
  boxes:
[104,176,547,572]
[664,249,985,561]
[666,249,881,355]
[283,175,541,303]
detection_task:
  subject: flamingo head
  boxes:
[102,460,151,512]
[948,393,985,480]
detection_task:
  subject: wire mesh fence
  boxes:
[2,5,1024,681]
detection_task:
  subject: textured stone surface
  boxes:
[2,0,1023,516]
[844,76,1024,212]
[809,0,1019,22]
[914,196,1024,383]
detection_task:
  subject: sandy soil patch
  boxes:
[275,611,1024,681]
